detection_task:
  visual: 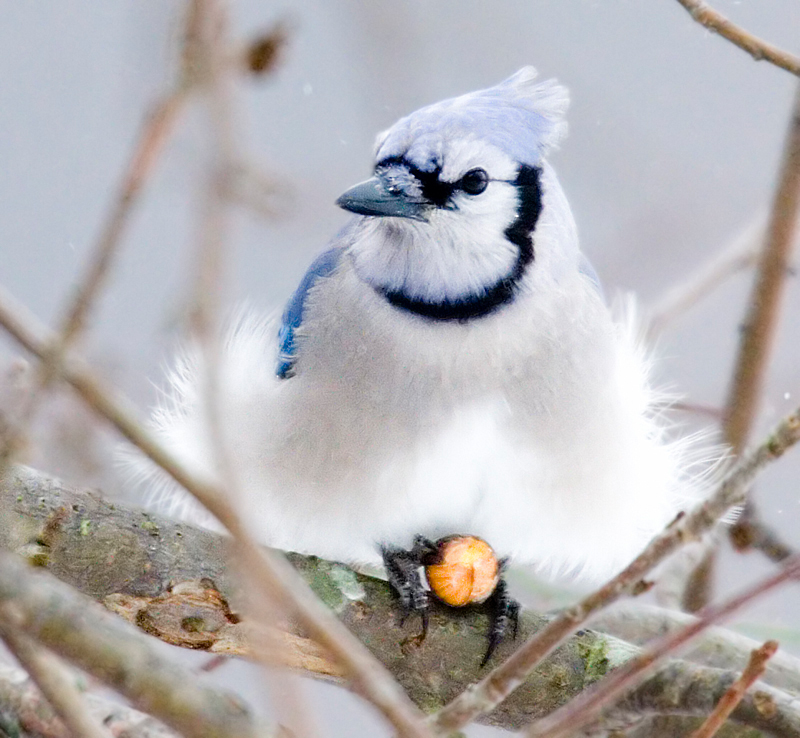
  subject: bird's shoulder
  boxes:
[276,243,347,378]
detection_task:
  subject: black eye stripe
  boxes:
[376,156,515,207]
[377,155,453,206]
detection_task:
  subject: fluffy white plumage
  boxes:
[127,68,716,582]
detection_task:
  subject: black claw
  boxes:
[381,543,430,640]
[482,577,520,667]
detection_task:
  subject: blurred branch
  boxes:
[646,213,766,339]
[689,640,778,738]
[730,505,796,563]
[723,84,800,454]
[0,663,180,738]
[525,560,800,737]
[593,603,800,695]
[184,3,392,736]
[720,84,800,574]
[682,81,800,613]
[59,88,190,347]
[3,466,799,737]
[674,0,800,77]
[616,660,800,738]
[0,285,434,738]
[0,549,263,738]
[0,71,189,500]
[0,612,109,738]
[428,404,800,732]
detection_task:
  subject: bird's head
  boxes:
[338,68,578,321]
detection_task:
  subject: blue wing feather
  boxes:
[276,246,345,378]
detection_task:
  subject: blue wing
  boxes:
[276,246,345,378]
[578,252,604,301]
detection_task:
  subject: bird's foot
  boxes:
[482,574,520,666]
[381,536,436,639]
[383,534,520,665]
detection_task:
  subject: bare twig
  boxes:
[428,405,800,732]
[687,81,800,609]
[525,562,798,738]
[668,401,725,421]
[689,640,779,738]
[683,81,800,613]
[593,603,800,695]
[646,213,765,339]
[59,89,189,347]
[723,84,800,454]
[730,507,796,562]
[0,663,180,738]
[673,0,800,77]
[0,50,191,507]
[616,660,800,738]
[0,550,262,738]
[0,607,109,738]
[0,287,435,738]
[0,89,189,481]
[184,5,320,735]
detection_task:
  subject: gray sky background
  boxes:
[1,2,800,735]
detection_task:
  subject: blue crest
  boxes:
[375,67,569,171]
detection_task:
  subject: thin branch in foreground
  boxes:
[689,640,779,738]
[0,288,435,738]
[0,550,264,738]
[674,0,800,77]
[0,664,180,738]
[428,405,800,732]
[616,660,800,738]
[0,606,109,738]
[592,602,800,695]
[717,83,800,590]
[525,561,800,738]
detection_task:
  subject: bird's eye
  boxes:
[459,168,489,195]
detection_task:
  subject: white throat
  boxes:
[350,186,521,304]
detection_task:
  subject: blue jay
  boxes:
[132,68,711,658]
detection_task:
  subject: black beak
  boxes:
[336,177,428,222]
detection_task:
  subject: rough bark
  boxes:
[2,465,798,736]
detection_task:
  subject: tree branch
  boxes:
[682,75,800,615]
[4,466,800,736]
[428,403,800,732]
[618,660,800,738]
[723,83,800,453]
[0,612,109,738]
[646,212,766,340]
[689,640,778,738]
[673,0,800,77]
[0,549,269,738]
[526,560,800,737]
[0,663,180,738]
[593,603,800,696]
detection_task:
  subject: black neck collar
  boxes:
[378,164,543,322]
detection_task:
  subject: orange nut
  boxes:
[424,535,500,607]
